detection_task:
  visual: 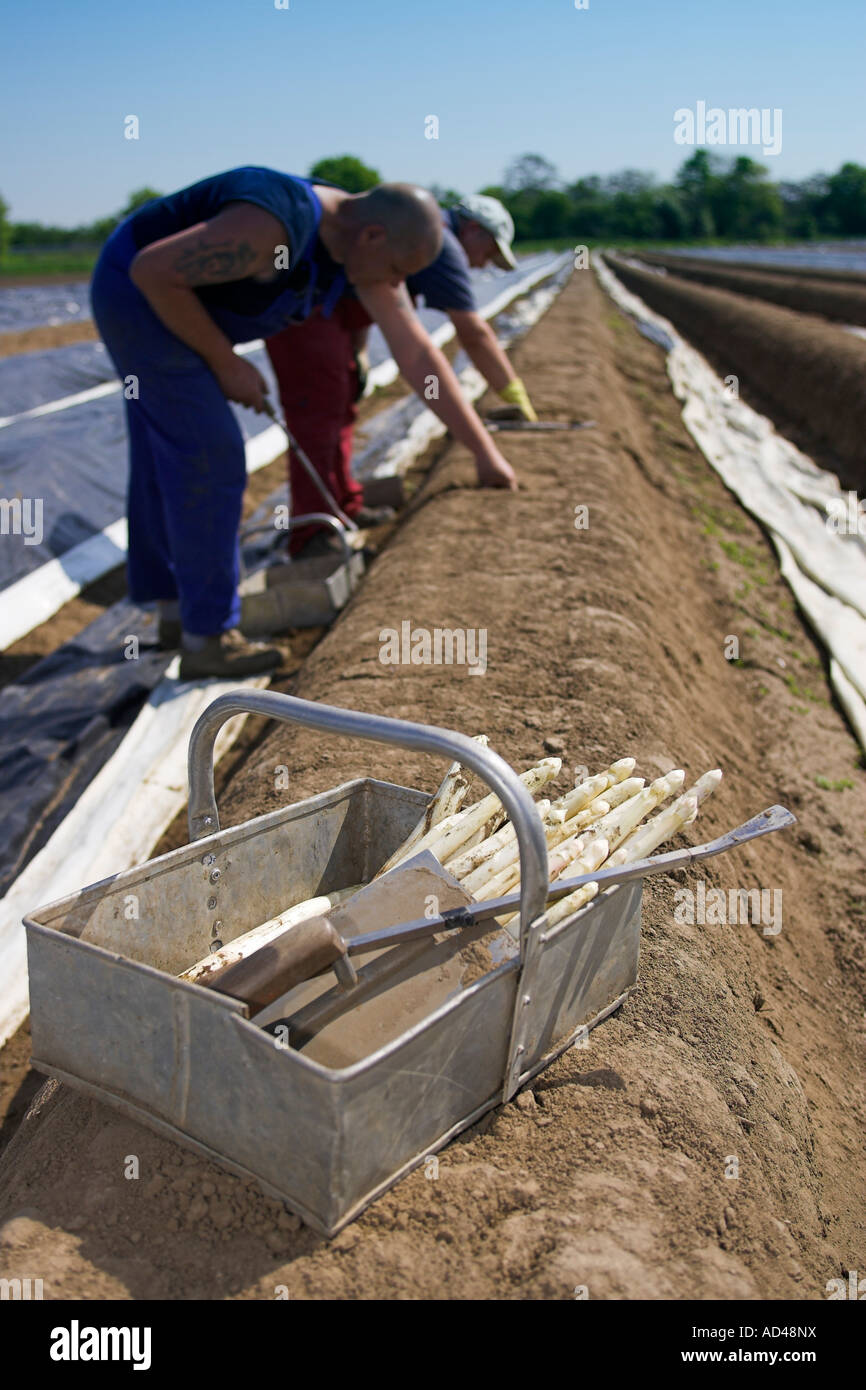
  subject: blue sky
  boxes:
[3,0,864,223]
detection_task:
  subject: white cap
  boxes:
[455,194,517,270]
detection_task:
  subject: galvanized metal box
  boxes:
[24,694,641,1235]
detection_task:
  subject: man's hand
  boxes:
[358,282,520,490]
[475,445,518,490]
[214,353,269,412]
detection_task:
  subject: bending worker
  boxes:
[266,193,536,547]
[90,168,518,679]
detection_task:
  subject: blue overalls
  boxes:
[90,177,346,635]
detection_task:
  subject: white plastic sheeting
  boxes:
[594,252,866,752]
[0,665,269,1047]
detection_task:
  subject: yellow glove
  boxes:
[498,377,538,422]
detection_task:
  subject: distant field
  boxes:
[513,237,582,254]
[0,250,99,283]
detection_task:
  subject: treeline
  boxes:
[0,188,162,256]
[479,152,866,243]
[3,152,866,258]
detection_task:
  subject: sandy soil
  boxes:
[607,254,866,495]
[0,321,99,359]
[1,268,864,1300]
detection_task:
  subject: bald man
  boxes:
[91,167,517,678]
[266,191,533,552]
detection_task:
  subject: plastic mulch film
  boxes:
[595,251,866,753]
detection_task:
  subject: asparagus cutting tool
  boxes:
[202,804,794,1010]
[484,418,597,433]
[262,397,358,531]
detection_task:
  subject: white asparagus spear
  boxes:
[375,734,489,877]
[546,771,720,928]
[599,776,647,810]
[609,793,700,867]
[608,769,721,866]
[489,771,684,903]
[550,774,644,825]
[549,758,635,823]
[395,757,561,869]
[447,800,551,881]
[503,837,610,929]
[460,802,559,896]
[551,798,612,834]
[458,795,613,896]
[576,770,685,855]
[544,881,599,928]
[448,790,608,887]
[180,882,362,985]
[463,770,685,905]
[449,788,616,884]
[471,818,599,903]
[448,758,632,884]
[545,792,703,928]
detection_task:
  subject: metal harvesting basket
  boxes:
[24,693,648,1236]
[239,514,365,633]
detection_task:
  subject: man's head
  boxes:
[338,183,443,287]
[453,194,517,270]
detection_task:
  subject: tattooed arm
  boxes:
[129,203,288,410]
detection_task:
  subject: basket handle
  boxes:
[186,691,550,936]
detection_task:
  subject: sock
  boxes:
[159,600,181,620]
[181,630,208,652]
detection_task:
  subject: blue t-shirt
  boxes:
[405,209,476,313]
[127,166,344,319]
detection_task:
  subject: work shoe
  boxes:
[293,529,348,560]
[157,616,182,649]
[353,504,395,528]
[178,628,282,680]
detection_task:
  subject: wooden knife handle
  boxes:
[203,915,347,1012]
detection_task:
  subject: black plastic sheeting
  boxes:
[0,347,279,590]
[0,281,91,333]
[0,340,114,416]
[0,600,170,895]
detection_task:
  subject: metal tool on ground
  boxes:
[484,418,597,433]
[262,397,358,532]
[202,804,793,1009]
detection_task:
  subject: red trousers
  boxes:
[265,298,372,552]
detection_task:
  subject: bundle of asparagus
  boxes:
[181,744,721,985]
[405,755,721,934]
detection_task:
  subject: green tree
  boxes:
[653,190,689,240]
[715,157,784,240]
[528,190,571,238]
[120,187,162,218]
[779,178,825,239]
[824,162,866,234]
[429,183,463,207]
[308,155,380,192]
[0,191,10,265]
[566,177,611,240]
[504,153,560,193]
[675,149,722,237]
